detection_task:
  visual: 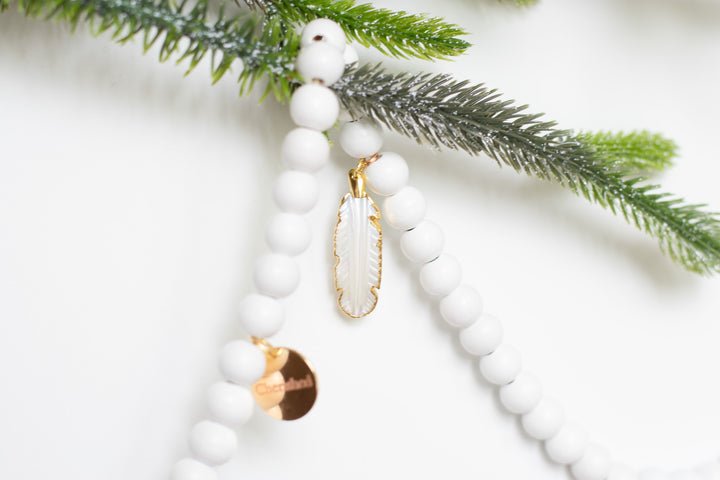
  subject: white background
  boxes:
[1,0,720,479]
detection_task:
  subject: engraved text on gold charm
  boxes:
[251,338,318,421]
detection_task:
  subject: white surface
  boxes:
[1,1,720,480]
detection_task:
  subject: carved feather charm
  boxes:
[334,165,382,318]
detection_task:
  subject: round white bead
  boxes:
[265,213,311,256]
[383,186,427,231]
[253,254,300,298]
[400,220,444,263]
[343,44,359,65]
[479,344,521,385]
[272,170,318,214]
[170,458,217,480]
[237,293,284,338]
[571,444,612,480]
[207,382,254,427]
[608,464,639,480]
[459,313,503,356]
[521,397,565,440]
[300,18,346,51]
[189,420,237,466]
[365,151,409,197]
[419,254,461,296]
[339,118,384,159]
[499,371,543,414]
[281,127,330,173]
[439,284,483,328]
[290,84,339,131]
[545,421,589,465]
[296,42,345,86]
[218,340,266,386]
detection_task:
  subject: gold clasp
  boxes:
[348,153,380,198]
[251,336,284,359]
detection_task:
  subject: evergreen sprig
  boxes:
[245,0,470,61]
[332,64,720,274]
[579,130,677,173]
[3,0,300,99]
[4,0,719,274]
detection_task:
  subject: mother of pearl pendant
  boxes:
[333,159,383,318]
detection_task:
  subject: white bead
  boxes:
[419,254,461,296]
[383,186,427,231]
[571,444,612,480]
[439,284,483,328]
[545,421,589,465]
[499,371,543,414]
[189,420,237,466]
[265,213,311,256]
[218,340,266,386]
[281,127,330,172]
[170,458,217,480]
[296,42,345,86]
[207,382,254,427]
[343,44,359,65]
[237,293,284,338]
[365,152,409,197]
[479,344,521,385]
[522,397,565,440]
[253,254,300,298]
[339,119,384,159]
[290,84,339,131]
[400,220,444,263]
[272,170,318,214]
[300,18,346,51]
[608,464,639,480]
[459,313,503,356]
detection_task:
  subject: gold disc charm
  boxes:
[251,338,318,421]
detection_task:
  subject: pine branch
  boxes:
[332,64,720,275]
[580,130,677,173]
[3,0,300,99]
[246,0,470,61]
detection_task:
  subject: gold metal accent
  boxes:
[333,154,383,319]
[251,339,318,421]
[359,153,380,169]
[348,168,367,198]
[251,337,283,358]
[348,155,379,198]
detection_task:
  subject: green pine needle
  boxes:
[333,64,720,275]
[5,0,719,275]
[246,0,470,61]
[580,130,677,173]
[3,0,300,100]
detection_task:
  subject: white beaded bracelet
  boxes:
[168,17,720,480]
[170,18,355,480]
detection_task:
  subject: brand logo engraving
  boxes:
[254,374,315,396]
